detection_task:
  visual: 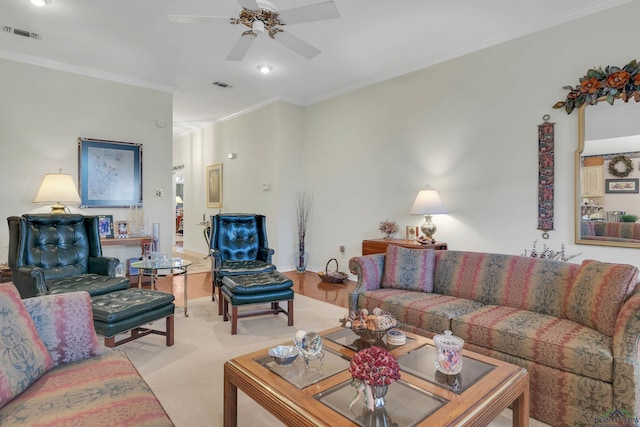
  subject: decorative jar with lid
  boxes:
[434,330,464,375]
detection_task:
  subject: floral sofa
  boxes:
[349,247,640,427]
[581,220,640,243]
[0,283,173,426]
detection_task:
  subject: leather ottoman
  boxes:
[92,288,175,347]
[220,271,294,335]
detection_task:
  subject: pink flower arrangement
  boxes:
[348,346,400,387]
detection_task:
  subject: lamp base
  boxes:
[420,214,437,241]
[50,204,66,214]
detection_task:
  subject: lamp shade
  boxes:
[410,189,448,215]
[176,196,183,204]
[34,173,81,209]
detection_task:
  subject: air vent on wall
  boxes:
[213,81,232,88]
[2,26,41,39]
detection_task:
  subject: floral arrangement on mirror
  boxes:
[348,346,401,411]
[378,220,399,239]
[522,240,581,262]
[553,59,640,114]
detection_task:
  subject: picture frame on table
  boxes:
[78,137,143,208]
[406,226,418,241]
[605,178,639,194]
[115,220,130,238]
[98,215,114,238]
[207,163,223,208]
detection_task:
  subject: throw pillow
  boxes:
[381,245,435,292]
[565,260,638,336]
[0,283,54,408]
[22,292,105,366]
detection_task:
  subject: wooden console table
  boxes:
[362,238,447,255]
[100,236,152,255]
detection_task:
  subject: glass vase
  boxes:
[294,251,309,273]
[370,384,388,408]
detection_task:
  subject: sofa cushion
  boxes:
[382,245,435,292]
[0,283,54,408]
[358,288,484,335]
[0,350,173,426]
[452,305,613,383]
[564,260,638,336]
[22,292,105,366]
[433,251,580,318]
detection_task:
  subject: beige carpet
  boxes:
[121,296,548,427]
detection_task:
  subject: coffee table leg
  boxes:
[511,377,530,427]
[224,365,238,427]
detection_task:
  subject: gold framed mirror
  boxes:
[576,101,640,248]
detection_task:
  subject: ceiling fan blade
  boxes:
[226,33,256,61]
[277,1,340,25]
[168,15,233,24]
[272,30,320,59]
[237,0,259,10]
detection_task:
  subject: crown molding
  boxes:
[0,49,176,93]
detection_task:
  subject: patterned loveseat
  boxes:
[581,220,640,243]
[0,283,173,426]
[349,248,640,427]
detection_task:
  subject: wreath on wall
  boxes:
[608,155,634,177]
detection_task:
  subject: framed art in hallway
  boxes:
[605,178,639,194]
[78,137,143,208]
[207,163,223,208]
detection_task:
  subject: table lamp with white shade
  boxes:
[410,188,448,242]
[33,170,81,213]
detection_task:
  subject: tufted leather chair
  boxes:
[209,213,276,314]
[7,214,130,298]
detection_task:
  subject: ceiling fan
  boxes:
[168,0,340,61]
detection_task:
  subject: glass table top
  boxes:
[131,258,193,269]
[324,327,415,351]
[315,379,446,427]
[397,344,495,394]
[255,346,350,389]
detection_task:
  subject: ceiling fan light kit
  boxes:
[168,0,340,61]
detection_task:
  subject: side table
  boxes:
[130,258,192,317]
[362,238,447,255]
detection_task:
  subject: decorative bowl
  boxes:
[351,327,393,343]
[268,345,299,366]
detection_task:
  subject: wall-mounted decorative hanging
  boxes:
[553,59,640,114]
[538,115,555,238]
[78,137,142,208]
[206,163,223,208]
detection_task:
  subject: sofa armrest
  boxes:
[88,256,119,277]
[22,291,107,366]
[10,266,47,298]
[349,254,386,293]
[612,290,640,413]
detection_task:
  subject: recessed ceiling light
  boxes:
[257,64,273,74]
[30,0,52,6]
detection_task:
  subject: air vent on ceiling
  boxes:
[212,81,232,88]
[2,26,41,39]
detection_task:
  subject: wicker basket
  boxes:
[317,258,348,283]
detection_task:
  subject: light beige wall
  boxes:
[176,102,306,266]
[303,1,640,268]
[179,1,640,270]
[0,59,173,263]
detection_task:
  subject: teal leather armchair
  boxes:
[7,214,129,298]
[209,213,276,314]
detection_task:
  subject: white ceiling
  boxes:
[0,0,630,135]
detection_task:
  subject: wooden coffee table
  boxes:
[224,326,529,426]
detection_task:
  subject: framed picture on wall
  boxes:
[78,137,143,208]
[98,215,114,238]
[207,163,223,208]
[605,178,639,194]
